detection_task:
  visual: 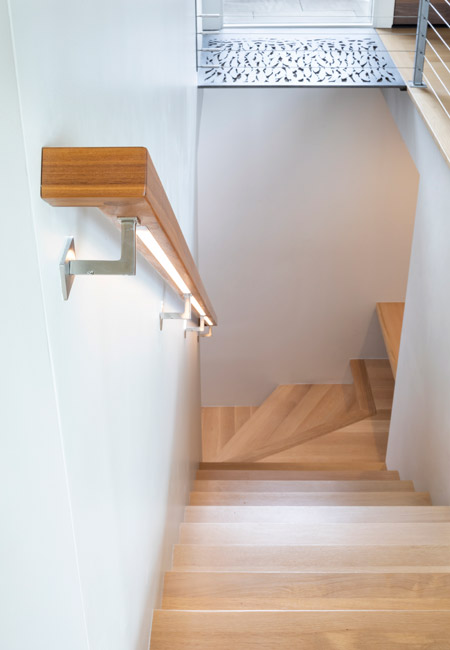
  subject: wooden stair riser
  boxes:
[196,470,400,481]
[199,462,388,470]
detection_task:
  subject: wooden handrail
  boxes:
[41,147,217,325]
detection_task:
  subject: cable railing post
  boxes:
[411,0,430,87]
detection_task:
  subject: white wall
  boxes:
[0,3,89,647]
[198,88,418,406]
[383,89,450,505]
[1,1,201,649]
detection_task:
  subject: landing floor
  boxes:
[199,28,405,87]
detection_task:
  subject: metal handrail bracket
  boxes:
[185,316,213,339]
[160,294,192,330]
[59,218,137,300]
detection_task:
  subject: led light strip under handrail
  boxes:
[136,227,213,326]
[41,147,217,326]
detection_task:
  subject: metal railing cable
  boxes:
[428,3,450,29]
[424,54,450,94]
[423,72,450,117]
[427,19,450,49]
[425,34,450,75]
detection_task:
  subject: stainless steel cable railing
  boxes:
[411,0,450,120]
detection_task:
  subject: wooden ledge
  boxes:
[378,27,450,168]
[41,147,217,324]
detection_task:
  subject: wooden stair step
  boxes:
[179,522,450,546]
[208,385,310,462]
[184,505,450,523]
[213,366,376,463]
[162,571,450,610]
[196,469,400,481]
[261,429,388,464]
[189,491,431,506]
[202,406,258,462]
[151,610,450,649]
[172,544,450,572]
[365,358,396,379]
[199,461,388,471]
[192,480,413,493]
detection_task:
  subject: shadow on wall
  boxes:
[137,325,201,647]
[358,307,388,360]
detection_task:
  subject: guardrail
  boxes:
[411,0,450,118]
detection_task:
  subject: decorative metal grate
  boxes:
[198,33,405,87]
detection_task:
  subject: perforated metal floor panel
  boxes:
[198,29,405,88]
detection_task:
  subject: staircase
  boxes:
[150,360,450,648]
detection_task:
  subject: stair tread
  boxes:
[260,428,388,464]
[151,610,450,649]
[193,480,414,492]
[184,505,450,523]
[172,544,450,571]
[162,571,450,610]
[179,522,450,546]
